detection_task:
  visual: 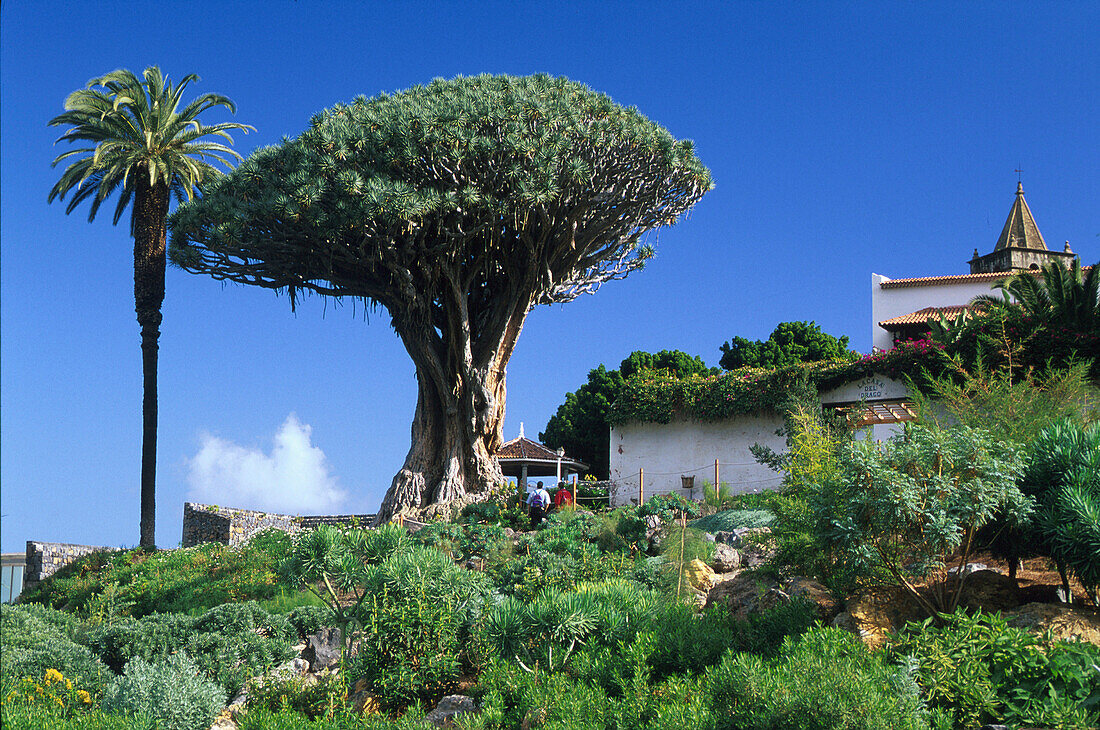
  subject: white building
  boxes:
[610,182,1082,507]
[872,182,1077,351]
[608,373,913,506]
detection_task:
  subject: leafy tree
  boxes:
[541,350,716,479]
[619,350,717,379]
[169,74,711,520]
[719,321,855,371]
[815,424,1029,616]
[47,67,251,548]
[930,259,1100,378]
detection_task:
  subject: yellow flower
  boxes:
[65,679,73,690]
[44,668,63,684]
[77,690,91,704]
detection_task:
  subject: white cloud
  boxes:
[187,414,347,514]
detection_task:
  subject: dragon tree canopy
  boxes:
[169,73,712,520]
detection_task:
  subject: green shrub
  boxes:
[254,587,327,615]
[345,545,490,707]
[815,424,1028,615]
[1,703,154,730]
[706,627,929,730]
[283,604,335,638]
[1022,420,1100,602]
[470,657,718,730]
[0,606,112,695]
[85,604,296,696]
[237,706,428,729]
[477,581,665,679]
[359,523,412,564]
[245,673,348,719]
[85,612,195,673]
[646,599,817,679]
[691,509,775,534]
[190,600,294,640]
[460,500,502,524]
[19,531,294,617]
[100,653,224,730]
[888,610,1100,729]
[639,493,700,522]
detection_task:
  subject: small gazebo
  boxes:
[495,424,588,494]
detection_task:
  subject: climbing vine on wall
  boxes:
[609,340,947,425]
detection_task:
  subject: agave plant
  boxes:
[481,588,601,672]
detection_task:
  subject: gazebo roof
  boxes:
[495,426,589,477]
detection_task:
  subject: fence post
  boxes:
[714,459,720,502]
[639,468,644,505]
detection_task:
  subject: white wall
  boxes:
[871,273,1002,351]
[608,414,787,507]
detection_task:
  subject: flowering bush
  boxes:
[2,669,93,718]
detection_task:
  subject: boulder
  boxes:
[685,559,716,592]
[843,587,926,649]
[302,627,343,671]
[347,678,381,715]
[424,695,477,727]
[711,543,741,573]
[1004,602,1100,645]
[209,709,238,730]
[271,657,310,678]
[784,577,840,622]
[956,569,1019,613]
[728,527,774,567]
[706,572,785,616]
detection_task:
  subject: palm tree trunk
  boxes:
[133,176,169,549]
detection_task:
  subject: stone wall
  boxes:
[182,503,378,548]
[23,541,117,594]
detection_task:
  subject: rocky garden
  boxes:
[4,361,1100,730]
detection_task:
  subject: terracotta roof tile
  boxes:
[878,271,1010,289]
[879,265,1089,290]
[496,436,563,461]
[878,305,972,328]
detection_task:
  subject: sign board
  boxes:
[819,374,909,404]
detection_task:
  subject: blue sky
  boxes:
[2,1,1097,552]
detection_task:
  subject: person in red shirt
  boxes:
[554,484,574,509]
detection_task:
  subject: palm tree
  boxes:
[48,67,252,548]
[974,259,1099,332]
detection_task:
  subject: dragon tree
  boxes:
[170,74,711,520]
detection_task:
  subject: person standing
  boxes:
[554,483,574,509]
[527,481,551,527]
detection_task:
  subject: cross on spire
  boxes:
[1015,167,1024,182]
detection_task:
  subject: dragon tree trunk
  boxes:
[377,291,529,522]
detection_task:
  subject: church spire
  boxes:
[994,181,1048,252]
[969,181,1075,274]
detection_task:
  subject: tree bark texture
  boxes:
[376,284,529,522]
[133,176,169,549]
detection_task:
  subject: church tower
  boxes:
[969,182,1077,274]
